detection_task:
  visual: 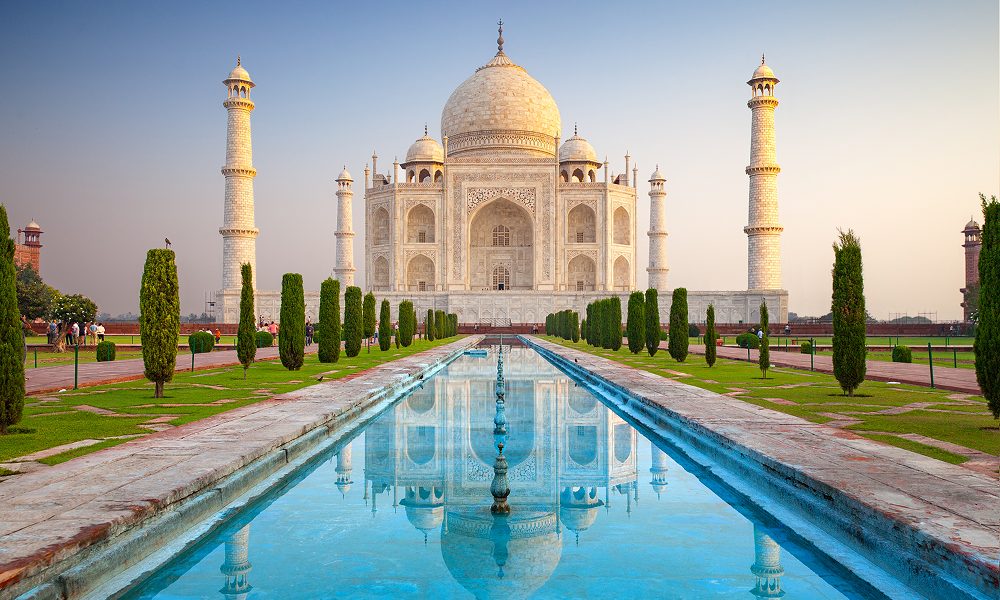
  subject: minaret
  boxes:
[745,55,783,291]
[750,525,785,598]
[334,166,356,286]
[961,217,982,321]
[219,525,252,599]
[220,57,259,295]
[646,166,669,293]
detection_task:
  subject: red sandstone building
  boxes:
[961,217,981,321]
[14,220,43,274]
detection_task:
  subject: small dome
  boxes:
[337,166,353,181]
[649,166,666,181]
[751,63,776,80]
[405,134,444,164]
[25,220,40,230]
[226,58,253,85]
[965,218,981,230]
[559,132,598,164]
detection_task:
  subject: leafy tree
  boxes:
[704,304,717,368]
[279,273,305,370]
[426,309,435,341]
[378,299,392,351]
[645,289,660,357]
[48,293,98,352]
[236,263,256,377]
[398,300,414,347]
[607,297,622,351]
[344,286,363,357]
[975,194,1000,418]
[318,278,341,363]
[626,291,646,354]
[139,249,179,398]
[363,292,376,352]
[16,264,57,321]
[0,205,24,433]
[758,301,770,378]
[668,288,689,362]
[832,229,867,396]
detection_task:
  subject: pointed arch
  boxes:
[406,254,435,291]
[373,255,389,290]
[406,204,435,243]
[613,255,630,290]
[613,207,630,245]
[567,254,596,291]
[568,204,596,243]
[372,207,390,246]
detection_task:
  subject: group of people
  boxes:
[46,320,106,346]
[258,320,279,346]
[197,327,222,344]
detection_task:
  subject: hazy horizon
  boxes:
[3,0,998,321]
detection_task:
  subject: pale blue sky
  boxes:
[2,0,997,318]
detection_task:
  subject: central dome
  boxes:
[441,51,561,158]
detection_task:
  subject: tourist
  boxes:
[89,322,98,345]
[48,320,57,344]
[97,322,106,342]
[214,327,222,344]
[305,320,314,346]
[268,321,278,346]
[71,322,80,346]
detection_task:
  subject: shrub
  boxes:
[0,205,25,432]
[800,341,813,354]
[626,291,646,354]
[644,289,659,357]
[318,278,341,363]
[279,273,305,370]
[688,323,701,338]
[188,331,215,354]
[704,304,716,368]
[255,330,273,348]
[236,263,256,377]
[139,248,179,398]
[892,345,912,363]
[832,230,867,396]
[398,300,414,347]
[668,288,688,362]
[736,332,760,349]
[344,286,363,357]
[378,299,392,351]
[96,340,116,362]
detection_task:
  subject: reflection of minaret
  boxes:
[649,444,669,499]
[219,525,252,600]
[335,445,353,498]
[750,525,785,598]
[401,485,445,544]
[559,486,604,545]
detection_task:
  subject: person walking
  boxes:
[88,322,98,346]
[214,327,222,344]
[71,322,80,346]
[97,322,106,342]
[305,320,314,346]
[268,321,278,346]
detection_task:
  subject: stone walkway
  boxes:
[0,337,480,598]
[24,346,314,396]
[687,344,981,394]
[530,336,998,598]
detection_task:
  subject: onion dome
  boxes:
[25,220,40,230]
[405,129,445,164]
[225,56,254,85]
[337,166,353,182]
[964,218,980,231]
[649,165,666,182]
[558,127,598,164]
[749,55,778,82]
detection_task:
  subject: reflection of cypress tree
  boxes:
[976,194,1000,419]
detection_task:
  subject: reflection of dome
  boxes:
[406,390,435,414]
[567,393,597,415]
[441,509,561,599]
[558,132,598,164]
[405,134,444,163]
[559,487,604,544]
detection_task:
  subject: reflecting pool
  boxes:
[121,343,893,599]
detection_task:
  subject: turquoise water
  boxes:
[121,344,892,599]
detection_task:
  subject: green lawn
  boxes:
[814,349,976,369]
[24,348,146,368]
[540,336,998,467]
[1,337,459,468]
[27,334,243,346]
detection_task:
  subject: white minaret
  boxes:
[745,55,783,291]
[334,166,356,286]
[646,166,669,292]
[220,57,259,296]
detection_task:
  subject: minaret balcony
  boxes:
[221,166,257,177]
[745,165,781,176]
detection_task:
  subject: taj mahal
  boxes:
[214,24,788,325]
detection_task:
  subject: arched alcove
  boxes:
[372,207,390,246]
[613,207,630,245]
[407,204,435,243]
[406,254,435,291]
[373,256,390,289]
[613,256,630,290]
[468,198,533,290]
[567,204,596,243]
[567,255,596,291]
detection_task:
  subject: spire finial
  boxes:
[497,19,504,54]
[237,55,241,67]
[761,52,765,65]
[574,122,578,136]
[424,123,428,136]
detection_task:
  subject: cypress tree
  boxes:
[832,229,867,396]
[426,308,435,341]
[344,286,363,357]
[586,303,595,346]
[668,288,688,362]
[318,278,341,363]
[449,314,458,337]
[758,300,770,378]
[596,300,608,348]
[704,304,717,368]
[0,205,24,433]
[237,263,257,377]
[580,318,587,343]
[626,291,646,354]
[279,273,305,370]
[570,311,580,343]
[975,194,1000,418]
[435,310,446,339]
[399,300,414,347]
[139,248,179,398]
[608,297,622,351]
[378,299,392,351]
[363,291,376,352]
[645,288,660,357]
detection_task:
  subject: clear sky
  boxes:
[2,0,997,319]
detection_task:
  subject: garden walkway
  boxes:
[24,346,315,396]
[686,344,981,394]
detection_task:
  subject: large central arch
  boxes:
[468,198,534,290]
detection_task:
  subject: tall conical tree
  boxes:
[426,308,435,341]
[832,229,867,396]
[758,300,770,378]
[704,304,717,368]
[362,291,376,353]
[608,297,622,351]
[0,205,24,434]
[626,291,646,354]
[318,278,341,363]
[668,288,688,362]
[344,286,363,358]
[279,273,305,370]
[398,300,414,347]
[236,263,257,378]
[645,289,660,356]
[378,299,392,351]
[975,194,1000,419]
[139,249,179,398]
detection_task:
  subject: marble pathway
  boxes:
[531,336,999,598]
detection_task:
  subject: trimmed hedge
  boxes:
[668,288,688,362]
[800,341,813,354]
[626,291,645,354]
[644,289,659,357]
[279,273,306,370]
[236,263,256,377]
[399,300,414,347]
[96,341,116,362]
[687,323,701,338]
[188,331,215,354]
[891,345,912,363]
[378,299,392,351]
[736,332,760,349]
[426,309,435,341]
[344,286,363,357]
[256,330,273,348]
[318,278,341,363]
